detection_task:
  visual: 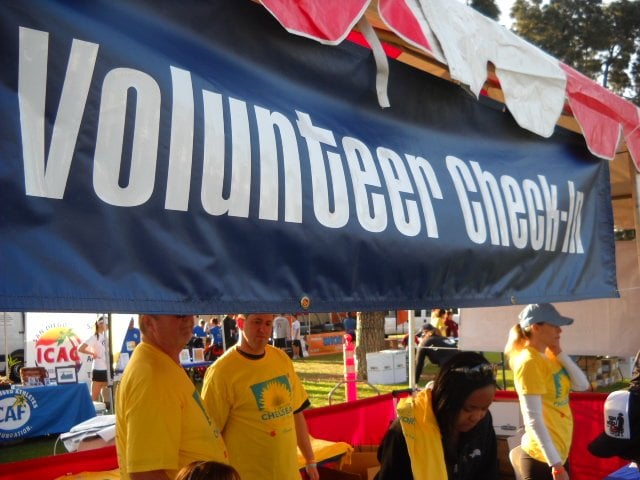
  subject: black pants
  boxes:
[520,450,569,480]
[414,348,429,383]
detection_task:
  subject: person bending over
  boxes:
[376,351,499,480]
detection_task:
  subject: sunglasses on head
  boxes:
[452,363,495,379]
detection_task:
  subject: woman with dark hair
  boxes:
[375,351,499,479]
[175,460,240,480]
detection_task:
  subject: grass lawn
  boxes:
[0,350,629,464]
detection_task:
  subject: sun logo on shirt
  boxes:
[251,375,292,414]
[260,381,290,411]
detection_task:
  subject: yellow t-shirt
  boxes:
[201,345,308,480]
[116,343,227,480]
[397,388,447,479]
[512,346,573,463]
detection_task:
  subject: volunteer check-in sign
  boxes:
[0,0,617,315]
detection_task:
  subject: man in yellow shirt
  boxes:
[116,314,228,480]
[201,313,319,480]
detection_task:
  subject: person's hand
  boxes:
[551,464,569,480]
[547,343,562,357]
[305,463,319,480]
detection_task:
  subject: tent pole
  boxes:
[2,312,7,377]
[106,312,114,412]
[408,310,415,390]
[634,171,640,271]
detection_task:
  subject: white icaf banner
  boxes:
[25,312,104,387]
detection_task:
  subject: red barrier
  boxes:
[0,392,628,480]
[0,445,117,480]
[496,390,628,480]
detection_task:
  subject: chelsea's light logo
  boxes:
[251,375,293,421]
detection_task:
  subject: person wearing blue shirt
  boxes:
[343,312,356,342]
[193,317,207,338]
[191,317,207,349]
[210,318,223,348]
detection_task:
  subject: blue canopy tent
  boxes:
[0,0,619,315]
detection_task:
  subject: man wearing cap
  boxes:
[414,323,458,384]
[589,350,640,477]
[504,303,590,480]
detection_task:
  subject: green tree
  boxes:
[511,0,640,105]
[468,0,501,20]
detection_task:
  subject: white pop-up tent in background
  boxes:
[459,240,640,360]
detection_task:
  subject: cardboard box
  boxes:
[317,466,360,480]
[340,448,380,480]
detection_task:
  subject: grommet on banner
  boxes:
[299,296,311,310]
[510,296,517,305]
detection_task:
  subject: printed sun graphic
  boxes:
[260,381,290,411]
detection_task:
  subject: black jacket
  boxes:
[375,411,498,480]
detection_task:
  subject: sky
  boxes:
[496,0,515,26]
[456,0,515,27]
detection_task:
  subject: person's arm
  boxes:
[78,342,91,355]
[375,420,413,480]
[200,365,231,431]
[521,395,568,479]
[294,411,319,480]
[78,338,96,358]
[555,352,590,391]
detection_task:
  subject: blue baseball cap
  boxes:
[518,303,573,329]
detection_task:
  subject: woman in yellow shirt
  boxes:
[505,303,589,480]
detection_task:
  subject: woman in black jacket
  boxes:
[376,351,498,480]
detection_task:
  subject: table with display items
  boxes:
[181,360,213,382]
[0,383,95,442]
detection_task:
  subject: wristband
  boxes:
[552,465,565,475]
[305,462,317,468]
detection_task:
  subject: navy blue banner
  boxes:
[0,0,617,313]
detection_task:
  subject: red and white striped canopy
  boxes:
[260,0,640,170]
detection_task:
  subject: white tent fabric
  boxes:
[415,0,566,138]
[458,240,640,358]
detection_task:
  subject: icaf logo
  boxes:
[0,391,36,433]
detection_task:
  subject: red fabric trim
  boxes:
[260,0,369,44]
[561,63,640,168]
[0,445,117,480]
[304,392,404,446]
[378,0,432,53]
